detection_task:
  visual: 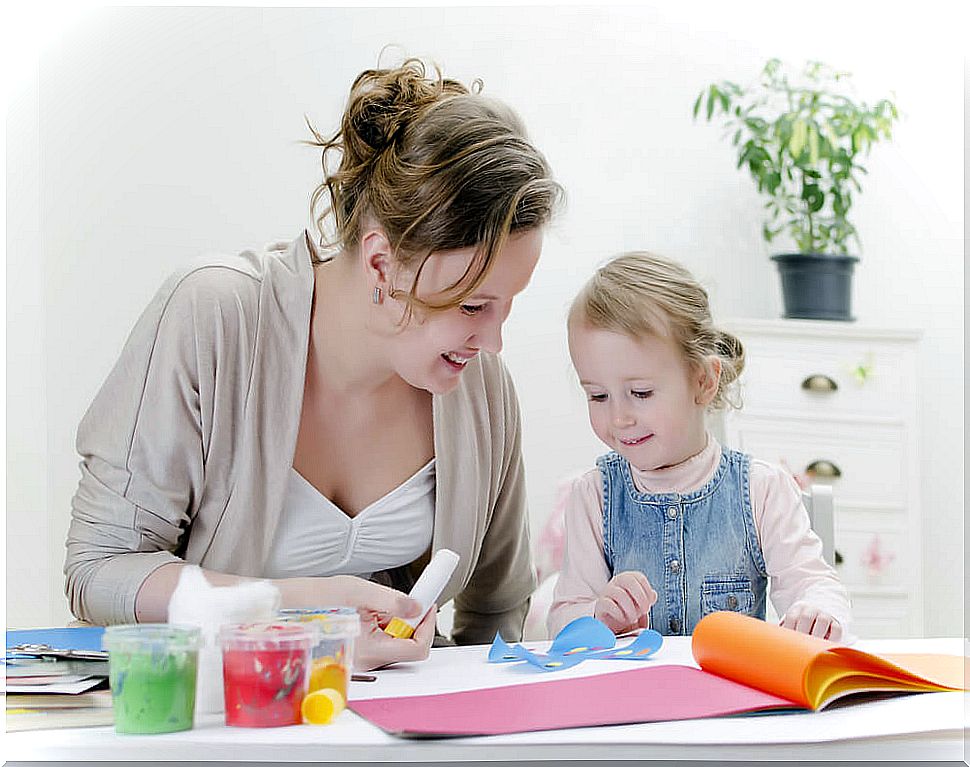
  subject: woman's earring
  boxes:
[372,286,383,305]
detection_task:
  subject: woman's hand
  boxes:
[279,575,434,670]
[779,603,844,641]
[354,603,436,671]
[594,571,657,635]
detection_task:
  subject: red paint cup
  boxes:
[219,623,316,727]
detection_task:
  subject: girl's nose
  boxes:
[611,402,635,427]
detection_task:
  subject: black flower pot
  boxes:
[771,253,859,321]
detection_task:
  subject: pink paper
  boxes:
[349,664,797,737]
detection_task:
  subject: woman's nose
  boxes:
[474,317,504,355]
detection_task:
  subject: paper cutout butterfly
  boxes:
[488,616,663,672]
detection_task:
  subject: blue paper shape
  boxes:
[487,633,531,663]
[548,616,616,656]
[488,617,662,672]
[591,628,663,660]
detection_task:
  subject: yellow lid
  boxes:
[383,617,415,639]
[301,688,345,725]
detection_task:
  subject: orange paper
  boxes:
[692,611,967,710]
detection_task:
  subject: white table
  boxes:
[5,637,968,762]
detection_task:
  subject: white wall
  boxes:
[6,4,964,635]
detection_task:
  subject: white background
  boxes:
[6,3,965,635]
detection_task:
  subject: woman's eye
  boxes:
[588,393,608,403]
[460,304,487,316]
[632,390,654,399]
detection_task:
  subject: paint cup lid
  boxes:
[277,607,360,637]
[104,623,201,652]
[218,621,317,651]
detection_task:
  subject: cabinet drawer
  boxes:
[849,595,915,638]
[833,528,909,592]
[727,417,909,509]
[735,335,910,421]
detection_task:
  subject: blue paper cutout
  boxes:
[488,616,662,672]
[548,616,615,656]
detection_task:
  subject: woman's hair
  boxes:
[306,58,564,317]
[568,252,745,410]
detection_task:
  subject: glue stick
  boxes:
[384,549,460,640]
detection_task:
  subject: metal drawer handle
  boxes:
[806,460,842,479]
[801,374,838,393]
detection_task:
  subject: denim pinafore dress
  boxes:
[598,447,768,635]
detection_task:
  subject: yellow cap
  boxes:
[301,688,345,725]
[383,617,416,639]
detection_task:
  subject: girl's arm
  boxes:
[752,460,852,637]
[546,469,612,637]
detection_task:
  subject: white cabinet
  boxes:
[720,318,922,638]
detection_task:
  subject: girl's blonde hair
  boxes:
[569,251,745,410]
[306,58,564,319]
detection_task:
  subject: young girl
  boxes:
[548,252,851,640]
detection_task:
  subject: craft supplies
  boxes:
[384,549,460,640]
[219,623,314,727]
[488,616,663,671]
[104,624,201,734]
[278,607,359,724]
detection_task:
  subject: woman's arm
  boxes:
[136,563,422,623]
[64,268,219,624]
[137,563,431,670]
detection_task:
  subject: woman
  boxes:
[64,59,563,670]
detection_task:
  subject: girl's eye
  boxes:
[588,393,608,403]
[632,390,654,399]
[460,304,487,316]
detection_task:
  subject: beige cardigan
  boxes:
[64,233,536,643]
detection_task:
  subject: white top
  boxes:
[548,435,851,637]
[263,459,436,579]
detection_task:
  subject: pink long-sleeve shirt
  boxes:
[547,435,851,638]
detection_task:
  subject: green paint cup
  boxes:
[105,624,201,734]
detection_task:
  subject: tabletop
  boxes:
[5,636,968,762]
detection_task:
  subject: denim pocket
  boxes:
[701,576,755,616]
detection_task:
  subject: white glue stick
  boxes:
[383,548,460,639]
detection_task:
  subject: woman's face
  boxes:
[386,228,543,395]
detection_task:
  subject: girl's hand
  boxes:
[779,603,844,641]
[594,571,657,635]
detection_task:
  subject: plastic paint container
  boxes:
[277,607,359,722]
[104,624,201,734]
[219,623,315,727]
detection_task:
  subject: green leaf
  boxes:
[706,88,717,120]
[808,124,820,165]
[693,90,705,119]
[790,119,808,157]
[802,183,824,213]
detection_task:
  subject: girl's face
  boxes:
[568,322,712,471]
[385,228,543,395]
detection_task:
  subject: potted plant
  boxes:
[694,59,899,321]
